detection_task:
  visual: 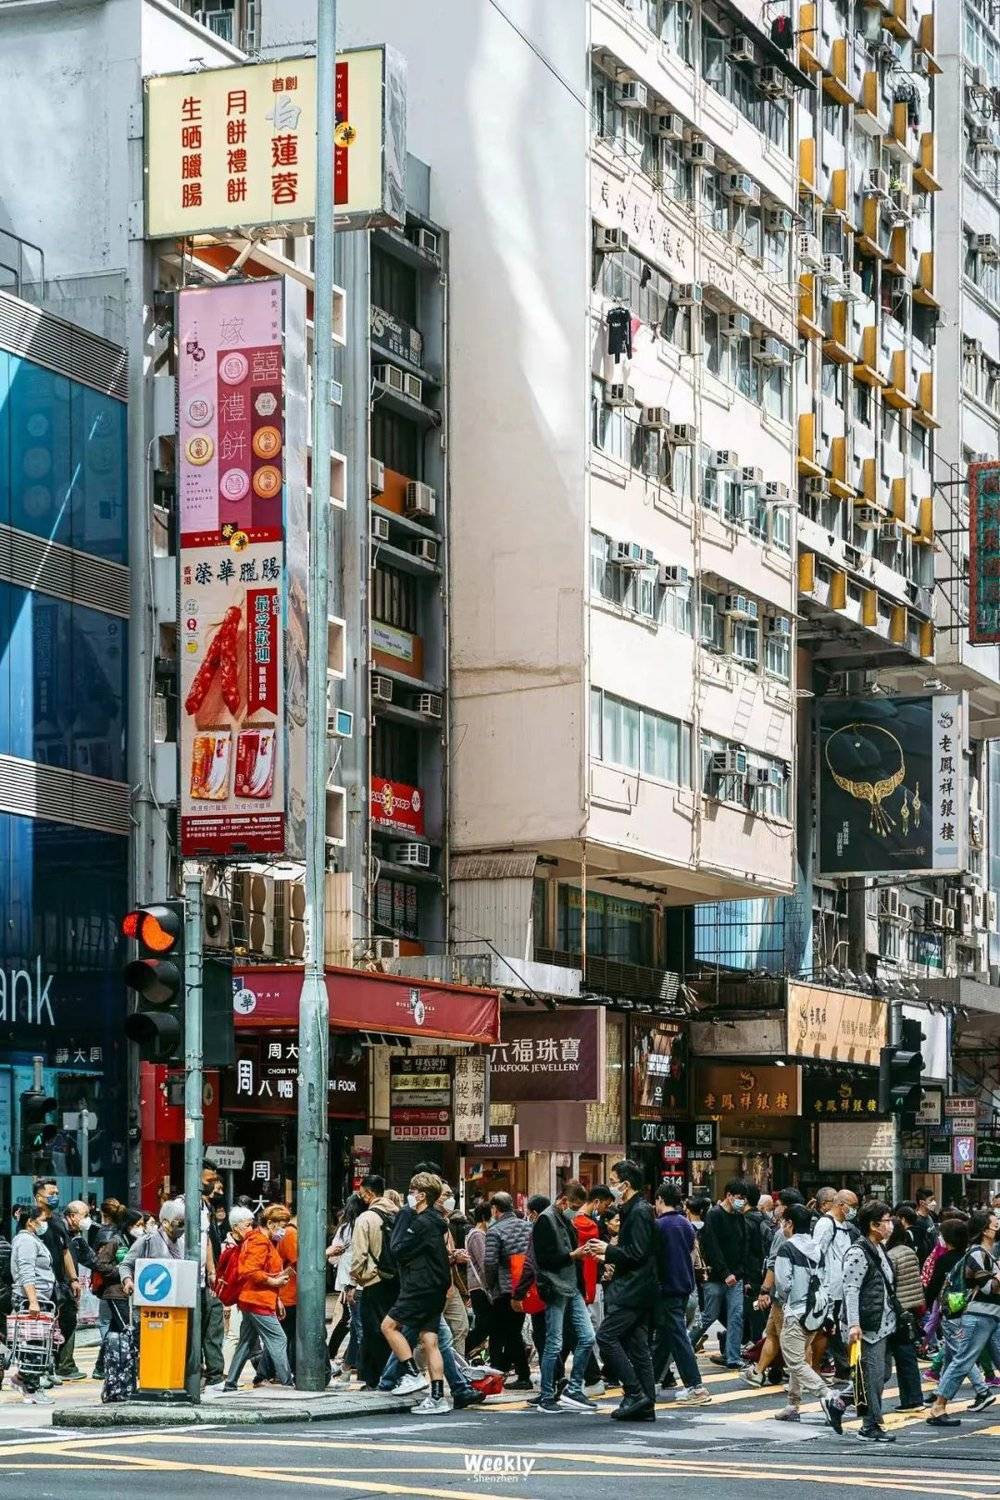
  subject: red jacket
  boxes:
[235,1227,283,1314]
[573,1212,600,1304]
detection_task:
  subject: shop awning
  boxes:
[232,964,500,1045]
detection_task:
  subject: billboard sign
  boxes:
[389,1054,453,1142]
[818,695,967,877]
[489,1009,605,1103]
[786,983,886,1069]
[145,48,406,239]
[630,1019,686,1118]
[371,776,425,836]
[969,460,1000,643]
[177,278,303,858]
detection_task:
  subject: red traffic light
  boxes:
[121,904,182,954]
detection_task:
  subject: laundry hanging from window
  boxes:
[606,304,633,361]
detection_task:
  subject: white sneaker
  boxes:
[585,1380,606,1396]
[203,1382,228,1395]
[413,1394,450,1415]
[674,1386,712,1405]
[394,1371,430,1395]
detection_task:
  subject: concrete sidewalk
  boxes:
[54,1384,419,1428]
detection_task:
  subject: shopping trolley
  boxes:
[4,1297,59,1389]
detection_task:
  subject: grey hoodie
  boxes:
[11,1229,55,1303]
[774,1231,821,1320]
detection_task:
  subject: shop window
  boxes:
[556,886,653,965]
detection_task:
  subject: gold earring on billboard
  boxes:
[824,723,906,838]
[912,782,921,828]
[900,788,910,836]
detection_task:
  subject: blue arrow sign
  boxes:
[137,1263,173,1303]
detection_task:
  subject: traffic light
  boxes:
[19,1087,57,1172]
[122,902,184,1062]
[204,954,235,1068]
[878,1017,924,1130]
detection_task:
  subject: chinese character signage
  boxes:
[973,1132,1000,1177]
[787,984,887,1070]
[819,1120,895,1174]
[222,1031,366,1117]
[178,278,300,857]
[818,695,968,877]
[371,776,425,836]
[969,461,1000,642]
[802,1069,884,1121]
[629,1019,686,1119]
[145,48,407,238]
[465,1126,519,1157]
[453,1053,489,1143]
[489,1008,605,1103]
[693,1063,799,1118]
[953,1135,976,1174]
[390,1054,453,1141]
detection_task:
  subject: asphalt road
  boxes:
[3,1368,1000,1500]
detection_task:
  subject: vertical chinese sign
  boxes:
[178,278,291,857]
[389,1055,453,1142]
[969,461,1000,644]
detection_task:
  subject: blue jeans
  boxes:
[652,1293,702,1390]
[938,1312,1000,1401]
[699,1279,744,1365]
[541,1292,595,1401]
[379,1314,471,1395]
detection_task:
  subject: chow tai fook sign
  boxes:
[693,1063,800,1118]
[371,776,425,836]
[222,1031,366,1118]
[969,461,1000,643]
[177,277,308,858]
[786,983,887,1070]
[489,1008,606,1103]
[231,965,500,1045]
[145,47,406,237]
[817,695,968,878]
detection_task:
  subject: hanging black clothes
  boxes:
[607,305,632,362]
[771,15,794,51]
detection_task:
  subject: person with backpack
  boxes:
[90,1203,141,1380]
[253,1205,298,1381]
[840,1200,898,1443]
[811,1188,859,1379]
[216,1205,292,1392]
[350,1174,401,1389]
[772,1203,840,1429]
[885,1215,926,1411]
[926,1207,1000,1426]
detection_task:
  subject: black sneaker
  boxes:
[453,1388,487,1409]
[660,1371,678,1389]
[858,1426,896,1443]
[971,1392,997,1414]
[533,1397,564,1414]
[505,1378,534,1392]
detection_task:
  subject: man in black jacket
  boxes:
[589,1159,659,1422]
[695,1178,750,1369]
[382,1172,452,1415]
[531,1189,597,1413]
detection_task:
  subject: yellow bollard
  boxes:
[138,1306,190,1392]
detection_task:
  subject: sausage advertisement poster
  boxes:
[177,278,300,857]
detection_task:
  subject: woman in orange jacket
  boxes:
[219,1206,293,1392]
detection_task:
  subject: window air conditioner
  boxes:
[616,80,648,109]
[658,564,690,587]
[405,481,437,518]
[843,271,864,301]
[766,615,792,635]
[806,476,829,497]
[606,383,636,407]
[757,65,785,97]
[673,282,703,305]
[764,481,790,502]
[374,362,405,393]
[403,372,424,404]
[880,521,905,544]
[711,747,749,776]
[392,842,431,869]
[651,112,685,140]
[670,422,696,444]
[372,514,391,543]
[594,224,629,254]
[614,540,655,568]
[867,169,889,196]
[856,506,881,530]
[971,64,990,92]
[930,897,944,927]
[371,674,394,704]
[372,937,401,961]
[766,208,794,234]
[369,456,385,494]
[730,35,755,64]
[752,337,787,366]
[974,891,985,928]
[415,538,439,564]
[749,765,781,787]
[416,228,440,256]
[642,406,670,429]
[723,594,757,620]
[724,172,758,203]
[415,692,443,719]
[685,139,716,167]
[977,234,1000,263]
[820,253,843,284]
[798,234,824,271]
[989,891,999,931]
[712,449,740,470]
[724,313,753,338]
[741,465,764,485]
[961,894,974,932]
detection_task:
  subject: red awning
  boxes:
[233,965,500,1045]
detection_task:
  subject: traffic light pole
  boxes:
[183,868,204,1404]
[296,0,337,1392]
[890,998,903,1205]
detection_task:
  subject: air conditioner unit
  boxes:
[867,168,889,196]
[971,64,990,92]
[416,227,440,256]
[946,886,960,909]
[766,614,792,635]
[798,234,824,271]
[886,273,910,300]
[961,894,974,933]
[369,456,385,494]
[594,224,629,254]
[658,563,690,587]
[642,405,670,429]
[730,35,755,64]
[371,673,394,704]
[944,906,957,931]
[711,746,748,776]
[685,139,716,167]
[405,480,437,518]
[989,891,999,931]
[975,891,985,928]
[670,422,696,444]
[820,253,843,284]
[881,521,905,544]
[972,124,996,149]
[372,937,401,961]
[723,593,757,620]
[606,382,636,408]
[889,190,913,221]
[403,372,424,404]
[913,50,930,77]
[842,270,864,301]
[616,79,648,109]
[273,879,306,961]
[724,312,753,339]
[374,361,405,393]
[416,538,439,564]
[415,692,443,719]
[372,514,391,543]
[712,449,740,471]
[724,172,758,203]
[884,887,900,917]
[806,475,829,497]
[651,111,685,139]
[749,765,781,787]
[930,897,944,927]
[978,234,1000,263]
[764,481,790,502]
[673,281,703,305]
[392,841,431,869]
[856,506,881,530]
[752,337,787,367]
[757,65,785,97]
[614,540,656,569]
[766,208,794,234]
[741,465,764,485]
[203,895,231,951]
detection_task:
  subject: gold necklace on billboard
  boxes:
[824,723,906,837]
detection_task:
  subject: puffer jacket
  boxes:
[483,1211,531,1298]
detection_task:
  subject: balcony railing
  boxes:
[534,948,681,1005]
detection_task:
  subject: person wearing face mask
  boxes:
[840,1201,898,1442]
[695,1179,751,1371]
[911,1188,938,1266]
[91,1204,142,1380]
[381,1173,453,1414]
[349,1174,401,1390]
[9,1206,55,1404]
[809,1189,859,1381]
[245,1205,299,1388]
[482,1191,533,1390]
[120,1198,187,1296]
[32,1178,83,1383]
[588,1159,660,1422]
[214,1205,293,1393]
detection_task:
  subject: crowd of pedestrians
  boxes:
[4,1161,1000,1425]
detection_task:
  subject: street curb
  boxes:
[53,1395,418,1429]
